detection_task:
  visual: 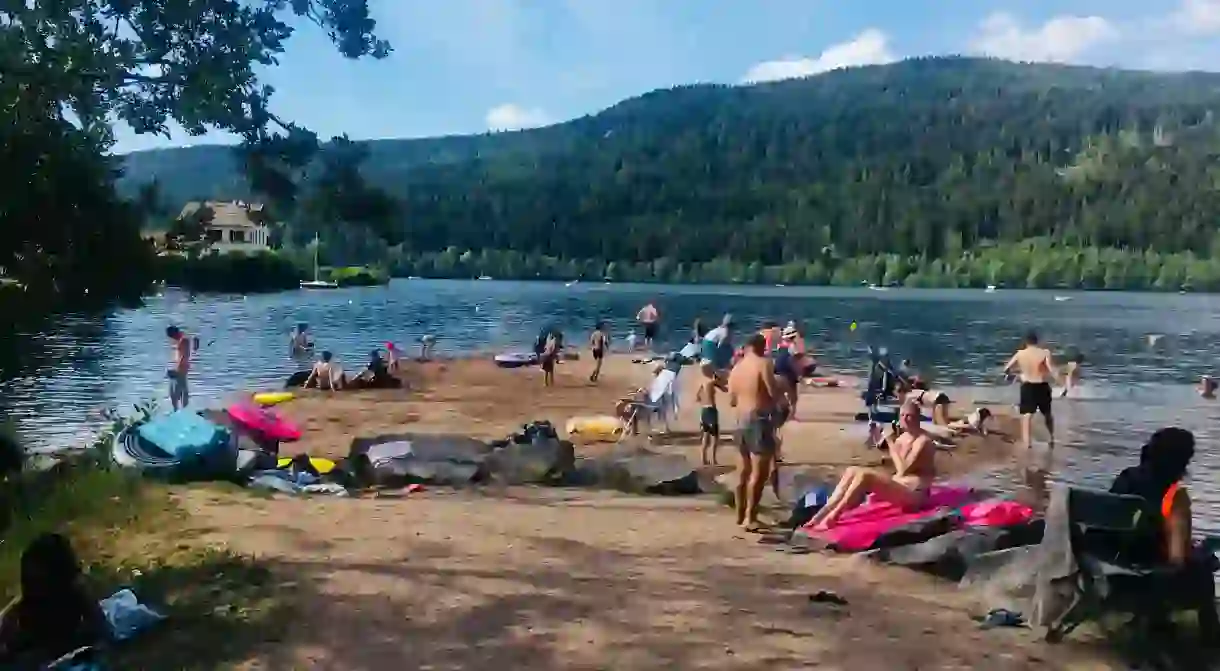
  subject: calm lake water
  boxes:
[4,281,1220,528]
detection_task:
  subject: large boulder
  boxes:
[485,421,576,484]
[348,433,490,487]
[579,444,702,495]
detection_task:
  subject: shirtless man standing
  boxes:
[166,325,195,410]
[727,333,780,532]
[1003,330,1058,451]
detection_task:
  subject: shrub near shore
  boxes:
[0,412,283,668]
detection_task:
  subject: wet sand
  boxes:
[184,354,1119,669]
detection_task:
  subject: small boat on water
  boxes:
[300,234,339,290]
[477,275,493,280]
[1054,295,1072,302]
[985,285,997,293]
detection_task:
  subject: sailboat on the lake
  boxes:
[300,233,339,290]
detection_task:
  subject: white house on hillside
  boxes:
[177,200,272,254]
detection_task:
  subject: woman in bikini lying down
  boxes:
[900,379,952,426]
[947,407,993,436]
[807,400,937,530]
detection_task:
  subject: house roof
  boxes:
[177,200,267,229]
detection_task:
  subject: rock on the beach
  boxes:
[348,433,491,487]
[579,444,702,495]
[485,435,576,485]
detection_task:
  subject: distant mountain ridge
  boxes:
[119,57,1220,264]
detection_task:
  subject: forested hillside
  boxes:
[121,57,1220,271]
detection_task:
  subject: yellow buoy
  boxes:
[850,321,858,332]
[253,391,295,406]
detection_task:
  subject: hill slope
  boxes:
[120,57,1220,264]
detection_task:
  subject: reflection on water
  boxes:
[3,282,1220,526]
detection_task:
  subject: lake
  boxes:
[4,280,1220,528]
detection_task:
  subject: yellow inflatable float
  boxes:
[565,415,622,442]
[277,456,336,474]
[253,391,295,406]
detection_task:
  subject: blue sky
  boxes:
[113,0,1220,153]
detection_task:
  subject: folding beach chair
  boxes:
[619,367,680,441]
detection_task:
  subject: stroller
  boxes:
[860,346,912,447]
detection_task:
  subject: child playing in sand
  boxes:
[696,366,727,465]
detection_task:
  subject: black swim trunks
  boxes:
[540,355,556,372]
[592,347,605,360]
[738,410,778,456]
[699,406,719,435]
[643,322,658,341]
[1019,381,1053,416]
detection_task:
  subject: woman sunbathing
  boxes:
[807,400,936,530]
[947,407,993,435]
[899,379,952,425]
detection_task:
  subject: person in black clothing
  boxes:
[1109,427,1220,640]
[0,534,107,666]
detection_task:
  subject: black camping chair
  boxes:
[1045,486,1220,643]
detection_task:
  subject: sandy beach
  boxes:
[160,352,1134,669]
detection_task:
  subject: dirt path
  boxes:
[182,486,1117,670]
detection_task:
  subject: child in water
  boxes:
[1060,352,1085,397]
[1200,375,1217,400]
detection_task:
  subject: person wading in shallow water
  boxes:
[636,302,659,349]
[1003,330,1058,451]
[727,333,780,533]
[165,325,197,410]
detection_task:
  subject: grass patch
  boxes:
[0,463,287,670]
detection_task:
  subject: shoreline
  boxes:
[274,353,1024,490]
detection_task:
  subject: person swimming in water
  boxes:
[290,323,313,355]
[1003,330,1058,451]
[1060,352,1085,397]
[1199,375,1217,399]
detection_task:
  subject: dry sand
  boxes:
[187,354,1121,669]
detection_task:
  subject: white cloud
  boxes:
[969,13,1119,63]
[485,103,551,131]
[741,29,895,83]
[1171,0,1220,35]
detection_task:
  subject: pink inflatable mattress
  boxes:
[800,486,974,552]
[227,402,302,442]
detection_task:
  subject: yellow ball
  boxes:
[850,321,857,331]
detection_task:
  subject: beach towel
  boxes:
[797,486,974,552]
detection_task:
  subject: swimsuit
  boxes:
[643,322,658,340]
[699,406,719,435]
[738,410,778,456]
[1018,381,1053,416]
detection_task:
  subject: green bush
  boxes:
[160,251,305,293]
[326,265,389,286]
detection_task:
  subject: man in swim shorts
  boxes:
[1003,330,1058,451]
[696,365,727,465]
[165,325,194,410]
[727,333,780,532]
[588,321,608,383]
[636,302,659,349]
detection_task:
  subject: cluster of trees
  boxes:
[1,0,392,309]
[123,58,1220,289]
[386,239,1220,291]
